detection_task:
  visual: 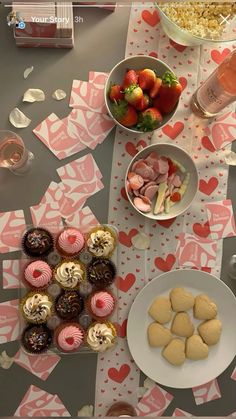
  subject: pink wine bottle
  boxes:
[191,49,236,118]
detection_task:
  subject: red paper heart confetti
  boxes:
[119,229,138,247]
[108,364,131,383]
[155,254,176,271]
[141,10,160,27]
[162,122,184,139]
[199,177,218,195]
[116,274,136,292]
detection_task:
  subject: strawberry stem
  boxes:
[162,71,178,86]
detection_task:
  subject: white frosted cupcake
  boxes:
[86,321,117,352]
[20,291,53,324]
[54,259,86,290]
[86,226,116,258]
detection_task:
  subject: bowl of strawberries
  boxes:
[105,55,182,133]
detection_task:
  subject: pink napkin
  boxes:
[136,384,173,416]
[231,367,236,381]
[0,299,20,343]
[192,378,221,405]
[57,153,104,213]
[14,349,61,381]
[176,232,217,268]
[205,199,236,240]
[0,210,26,253]
[88,71,108,87]
[14,385,70,416]
[65,205,99,227]
[33,113,86,159]
[69,79,107,113]
[65,108,115,150]
[204,111,236,150]
[172,408,193,417]
[39,181,72,218]
[30,202,62,226]
[3,259,26,289]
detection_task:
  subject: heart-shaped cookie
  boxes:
[171,312,194,337]
[198,319,222,345]
[148,297,172,324]
[147,323,172,347]
[194,294,217,320]
[186,335,209,360]
[162,338,185,366]
[170,287,195,312]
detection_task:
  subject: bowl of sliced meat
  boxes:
[125,143,198,220]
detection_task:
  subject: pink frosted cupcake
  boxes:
[56,228,85,257]
[24,261,52,289]
[55,323,84,353]
[86,290,115,321]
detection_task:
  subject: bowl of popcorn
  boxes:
[155,1,236,46]
[125,143,198,220]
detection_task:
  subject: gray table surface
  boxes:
[0,3,235,417]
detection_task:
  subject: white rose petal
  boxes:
[52,89,67,100]
[23,66,34,79]
[0,351,14,369]
[131,232,150,250]
[9,107,31,128]
[225,151,236,166]
[23,88,45,103]
[77,405,94,417]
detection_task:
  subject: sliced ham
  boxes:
[132,159,145,172]
[145,152,159,170]
[133,161,156,181]
[156,173,168,184]
[144,185,159,200]
[128,172,144,190]
[172,174,182,188]
[140,181,157,195]
[134,197,151,213]
[158,157,169,174]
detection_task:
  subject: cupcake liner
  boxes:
[87,257,117,289]
[85,321,117,352]
[86,225,117,258]
[20,290,54,325]
[23,259,53,291]
[53,259,86,291]
[22,227,54,258]
[56,228,85,258]
[85,289,116,322]
[21,324,53,355]
[54,322,85,353]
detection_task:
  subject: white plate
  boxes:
[127,269,236,388]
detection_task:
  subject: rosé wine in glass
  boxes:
[0,130,34,175]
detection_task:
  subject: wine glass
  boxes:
[0,130,34,175]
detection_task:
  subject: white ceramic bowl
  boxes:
[104,55,179,134]
[155,3,236,46]
[125,143,198,220]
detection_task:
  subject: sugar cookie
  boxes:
[148,296,172,324]
[170,287,195,312]
[147,322,172,347]
[194,294,217,320]
[162,338,185,366]
[186,335,209,360]
[198,319,222,345]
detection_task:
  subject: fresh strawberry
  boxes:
[109,84,124,102]
[152,96,161,110]
[124,85,143,107]
[137,107,163,132]
[123,69,138,89]
[158,71,183,114]
[112,100,138,127]
[135,93,150,111]
[139,68,156,90]
[149,77,162,98]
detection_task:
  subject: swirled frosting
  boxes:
[87,230,115,257]
[86,323,115,352]
[90,291,115,318]
[58,228,84,255]
[24,261,52,288]
[57,325,84,351]
[23,293,52,323]
[55,261,84,289]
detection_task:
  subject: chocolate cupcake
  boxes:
[22,228,54,257]
[87,258,116,288]
[55,291,83,320]
[21,324,52,354]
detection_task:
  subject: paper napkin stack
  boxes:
[12,2,74,48]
